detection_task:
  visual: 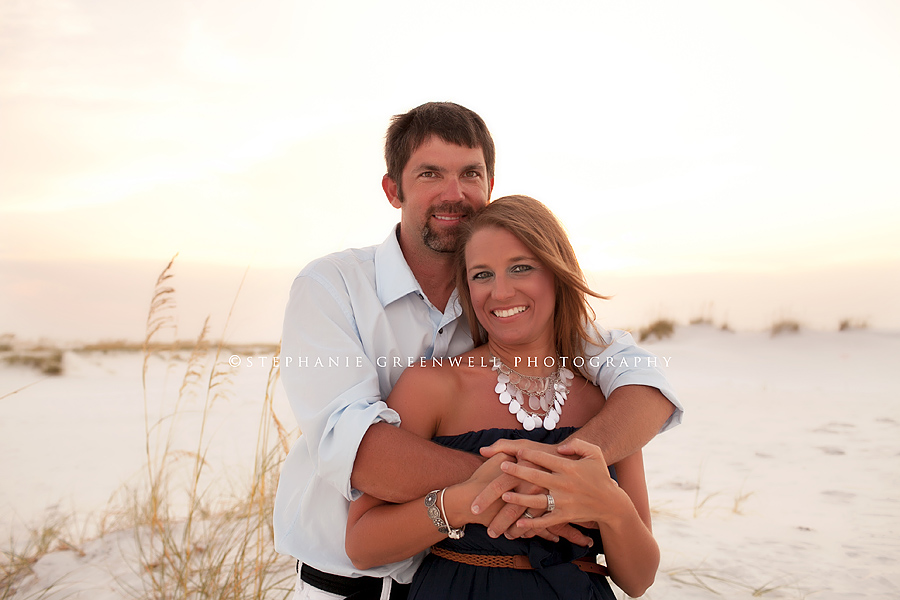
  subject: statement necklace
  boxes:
[491,354,574,431]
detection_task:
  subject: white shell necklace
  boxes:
[491,354,574,431]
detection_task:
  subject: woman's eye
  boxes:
[510,264,533,274]
[471,271,492,281]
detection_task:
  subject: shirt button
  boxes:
[439,328,444,334]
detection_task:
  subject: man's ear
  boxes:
[489,177,495,198]
[383,174,402,209]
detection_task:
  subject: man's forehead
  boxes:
[407,136,486,166]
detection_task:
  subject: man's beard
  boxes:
[422,203,475,253]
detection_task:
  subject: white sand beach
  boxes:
[1,325,898,599]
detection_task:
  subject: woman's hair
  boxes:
[455,195,608,374]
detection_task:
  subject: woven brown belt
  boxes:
[430,546,609,576]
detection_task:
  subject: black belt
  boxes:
[299,562,410,600]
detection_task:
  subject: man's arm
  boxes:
[282,262,490,506]
[473,328,680,530]
[567,384,673,464]
[584,327,682,435]
[280,267,407,503]
[354,366,594,547]
[352,422,482,503]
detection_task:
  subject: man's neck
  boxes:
[405,251,456,312]
[395,230,456,312]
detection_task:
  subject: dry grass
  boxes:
[76,340,279,355]
[0,508,88,599]
[1,256,296,599]
[770,319,800,336]
[639,319,676,342]
[126,256,295,599]
[1,349,64,376]
[838,318,868,331]
[663,565,809,598]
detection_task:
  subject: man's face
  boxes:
[384,136,493,254]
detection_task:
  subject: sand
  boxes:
[1,326,898,598]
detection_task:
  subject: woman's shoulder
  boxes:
[400,348,491,380]
[390,351,477,406]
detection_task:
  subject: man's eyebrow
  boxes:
[412,162,486,173]
[414,163,446,173]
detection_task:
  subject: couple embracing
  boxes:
[274,102,682,599]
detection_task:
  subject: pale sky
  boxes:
[1,0,899,341]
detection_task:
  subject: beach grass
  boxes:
[639,319,676,342]
[770,319,800,336]
[124,256,295,599]
[1,516,64,599]
[838,318,868,331]
[1,256,296,599]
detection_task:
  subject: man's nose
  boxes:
[440,176,465,200]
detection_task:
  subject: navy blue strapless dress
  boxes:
[408,428,616,600]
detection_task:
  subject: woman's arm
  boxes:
[499,439,659,598]
[345,365,512,569]
[345,454,511,570]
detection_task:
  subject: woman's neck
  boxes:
[486,340,560,377]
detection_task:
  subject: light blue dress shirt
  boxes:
[273,227,682,583]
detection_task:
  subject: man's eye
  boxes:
[465,170,481,178]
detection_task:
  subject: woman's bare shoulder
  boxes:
[388,356,467,407]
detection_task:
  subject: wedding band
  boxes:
[523,510,535,519]
[546,493,555,513]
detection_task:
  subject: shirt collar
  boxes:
[374,225,423,307]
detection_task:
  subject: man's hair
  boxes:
[454,195,608,375]
[385,102,496,189]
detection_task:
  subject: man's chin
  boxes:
[422,230,461,254]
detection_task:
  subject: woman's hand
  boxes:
[443,452,513,529]
[499,438,630,531]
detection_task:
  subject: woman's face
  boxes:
[464,226,556,350]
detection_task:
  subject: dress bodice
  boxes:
[408,427,616,600]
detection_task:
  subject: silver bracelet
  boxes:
[439,488,465,540]
[425,490,448,534]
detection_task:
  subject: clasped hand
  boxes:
[463,439,595,548]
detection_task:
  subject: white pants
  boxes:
[293,570,395,600]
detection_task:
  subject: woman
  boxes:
[345,195,659,599]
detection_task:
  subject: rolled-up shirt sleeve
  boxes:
[581,327,683,433]
[280,270,400,502]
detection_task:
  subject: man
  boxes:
[274,102,681,600]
